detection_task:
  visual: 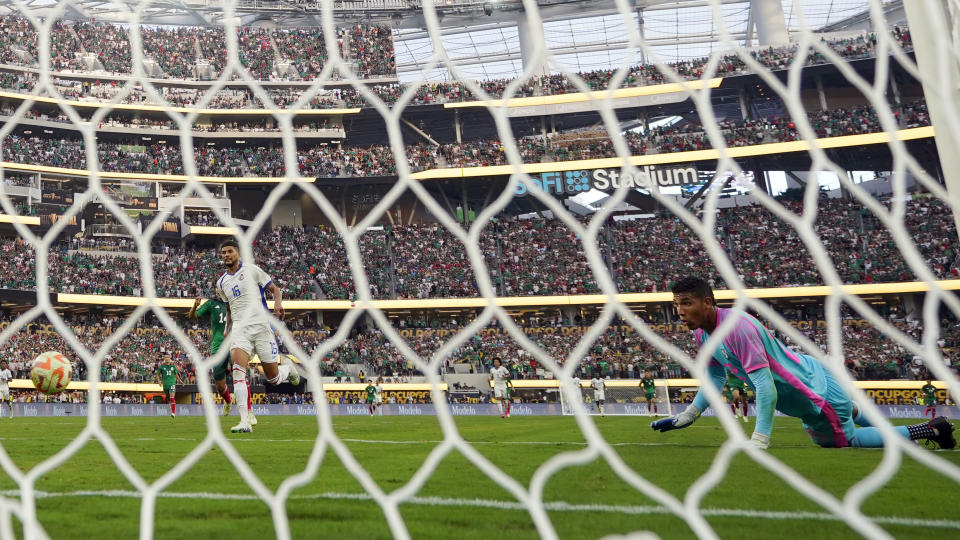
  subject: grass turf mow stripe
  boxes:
[2,489,958,530]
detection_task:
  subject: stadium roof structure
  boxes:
[0,0,902,81]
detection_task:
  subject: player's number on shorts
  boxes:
[231,285,241,298]
[271,341,278,356]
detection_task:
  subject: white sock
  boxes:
[278,364,291,383]
[233,365,249,425]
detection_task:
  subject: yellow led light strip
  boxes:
[55,279,960,309]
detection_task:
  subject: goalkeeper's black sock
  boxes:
[906,423,936,440]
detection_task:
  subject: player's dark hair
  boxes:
[219,238,239,251]
[671,276,715,302]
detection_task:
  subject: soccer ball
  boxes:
[31,351,73,395]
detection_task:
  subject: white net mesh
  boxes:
[0,0,958,538]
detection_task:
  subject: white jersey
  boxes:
[0,368,11,389]
[216,262,274,328]
[491,366,510,389]
[374,384,383,403]
[591,377,605,399]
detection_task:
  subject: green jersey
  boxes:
[726,375,746,391]
[195,299,228,342]
[365,385,377,403]
[158,364,178,388]
[723,385,734,400]
[641,377,656,397]
[921,384,938,406]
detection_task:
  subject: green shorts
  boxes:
[645,392,656,400]
[211,335,224,355]
[163,386,175,398]
[366,397,376,404]
[212,336,229,381]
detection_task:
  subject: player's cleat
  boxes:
[929,417,956,449]
[171,413,175,418]
[286,360,301,387]
[248,412,258,426]
[223,394,234,416]
[742,415,750,423]
[230,421,252,433]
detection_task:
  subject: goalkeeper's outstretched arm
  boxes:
[651,360,726,432]
[744,368,777,448]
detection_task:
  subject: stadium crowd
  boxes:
[0,99,931,178]
[1,306,956,394]
[0,16,395,79]
[0,25,908,109]
[0,194,955,301]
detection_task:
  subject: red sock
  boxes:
[171,401,176,414]
[247,380,252,410]
[653,402,657,414]
[220,387,231,404]
[742,402,748,417]
[506,401,511,415]
[730,403,737,415]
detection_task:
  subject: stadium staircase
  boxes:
[492,234,507,296]
[269,36,297,80]
[386,233,399,299]
[340,30,353,71]
[601,226,618,290]
[311,279,326,300]
[193,37,212,79]
[10,47,34,66]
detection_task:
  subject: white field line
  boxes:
[0,489,958,530]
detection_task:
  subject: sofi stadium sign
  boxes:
[513,164,699,197]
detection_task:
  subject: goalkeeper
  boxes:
[652,277,955,450]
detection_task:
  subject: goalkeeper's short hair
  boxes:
[671,276,715,302]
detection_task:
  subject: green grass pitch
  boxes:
[0,415,957,539]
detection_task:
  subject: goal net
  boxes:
[0,0,958,538]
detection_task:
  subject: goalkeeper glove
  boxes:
[650,404,700,432]
[750,432,770,450]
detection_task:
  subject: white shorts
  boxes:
[232,323,279,364]
[493,386,509,399]
[594,393,605,402]
[0,387,8,399]
[375,395,383,404]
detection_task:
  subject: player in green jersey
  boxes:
[727,375,749,422]
[156,356,180,417]
[921,380,938,419]
[365,380,377,416]
[641,372,658,415]
[190,297,256,425]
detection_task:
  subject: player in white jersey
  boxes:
[215,238,301,433]
[591,375,605,416]
[489,358,512,418]
[0,363,13,418]
[374,377,384,416]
